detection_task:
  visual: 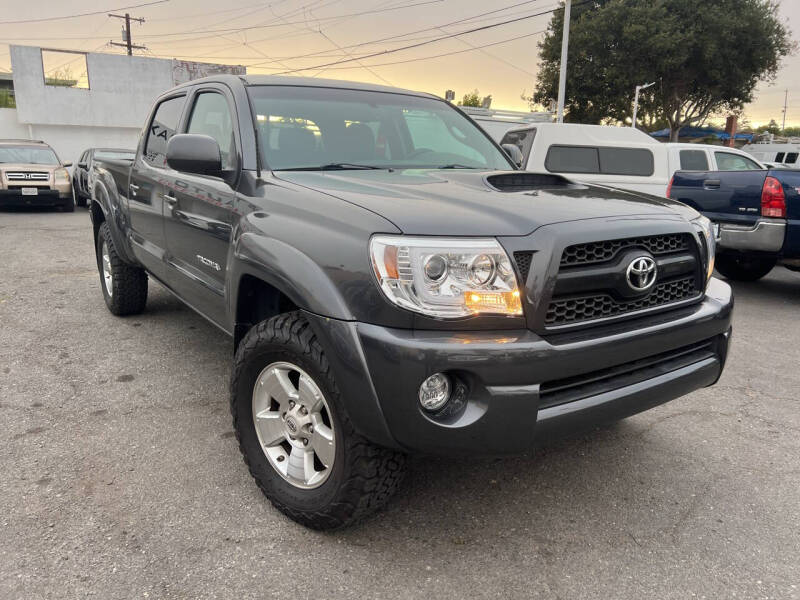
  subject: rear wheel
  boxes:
[231,312,406,530]
[96,221,148,315]
[715,254,776,282]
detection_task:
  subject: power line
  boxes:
[308,29,546,72]
[271,4,566,74]
[133,0,444,40]
[237,0,552,67]
[0,0,169,25]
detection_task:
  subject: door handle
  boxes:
[161,193,177,207]
[129,183,140,196]
[703,179,721,189]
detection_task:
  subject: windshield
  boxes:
[249,85,513,171]
[0,146,59,165]
[94,150,135,161]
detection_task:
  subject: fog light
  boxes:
[419,373,451,412]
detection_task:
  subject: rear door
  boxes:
[162,84,239,326]
[128,93,188,280]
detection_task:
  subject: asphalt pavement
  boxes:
[1,209,798,599]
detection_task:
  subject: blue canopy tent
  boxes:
[649,127,754,142]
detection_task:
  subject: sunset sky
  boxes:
[0,0,797,127]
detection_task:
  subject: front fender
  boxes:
[92,168,137,265]
[230,232,354,320]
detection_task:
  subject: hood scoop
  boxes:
[486,172,575,193]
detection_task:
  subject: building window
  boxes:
[41,49,89,89]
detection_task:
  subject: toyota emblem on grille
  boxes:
[626,256,657,292]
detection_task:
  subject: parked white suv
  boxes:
[500,123,765,197]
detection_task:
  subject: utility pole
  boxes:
[109,13,146,56]
[631,82,655,129]
[556,0,571,123]
[781,89,788,134]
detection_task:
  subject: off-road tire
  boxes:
[62,197,75,212]
[231,312,406,530]
[96,221,148,315]
[715,254,776,282]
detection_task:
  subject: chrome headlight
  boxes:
[692,215,716,281]
[54,168,70,183]
[370,236,523,318]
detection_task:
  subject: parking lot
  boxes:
[0,209,798,599]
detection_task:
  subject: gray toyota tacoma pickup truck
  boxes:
[89,75,733,529]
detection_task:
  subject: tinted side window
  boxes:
[715,152,761,171]
[785,152,798,165]
[500,128,536,161]
[775,152,785,162]
[187,92,237,170]
[545,146,600,173]
[680,149,710,171]
[598,147,654,176]
[144,96,185,168]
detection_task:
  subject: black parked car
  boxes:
[72,148,135,207]
[89,75,732,529]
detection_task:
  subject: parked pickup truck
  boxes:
[89,75,733,529]
[669,168,800,280]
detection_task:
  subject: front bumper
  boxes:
[718,218,785,253]
[0,189,71,208]
[336,277,732,455]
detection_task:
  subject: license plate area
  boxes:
[21,187,38,196]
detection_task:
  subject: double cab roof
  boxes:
[170,74,438,100]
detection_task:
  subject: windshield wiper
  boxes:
[281,163,382,171]
[437,164,478,169]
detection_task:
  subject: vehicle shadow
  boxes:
[338,418,687,548]
[718,267,799,305]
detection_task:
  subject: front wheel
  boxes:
[96,221,148,315]
[715,254,776,282]
[231,312,406,530]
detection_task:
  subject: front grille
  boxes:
[539,338,717,409]
[5,172,49,181]
[561,234,689,267]
[546,276,698,326]
[7,185,52,190]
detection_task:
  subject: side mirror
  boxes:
[62,161,73,168]
[77,162,87,169]
[166,134,222,175]
[501,144,524,169]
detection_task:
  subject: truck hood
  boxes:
[273,169,685,236]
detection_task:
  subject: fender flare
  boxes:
[229,232,355,321]
[91,171,137,265]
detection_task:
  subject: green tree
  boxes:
[533,0,794,141]
[459,89,482,107]
[756,119,782,135]
[458,90,492,108]
[784,126,800,137]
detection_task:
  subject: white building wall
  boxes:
[3,45,244,168]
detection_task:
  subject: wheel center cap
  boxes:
[285,416,299,436]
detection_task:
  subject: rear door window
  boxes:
[715,152,761,171]
[679,149,710,171]
[785,152,798,165]
[144,95,186,168]
[775,152,786,163]
[500,128,536,161]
